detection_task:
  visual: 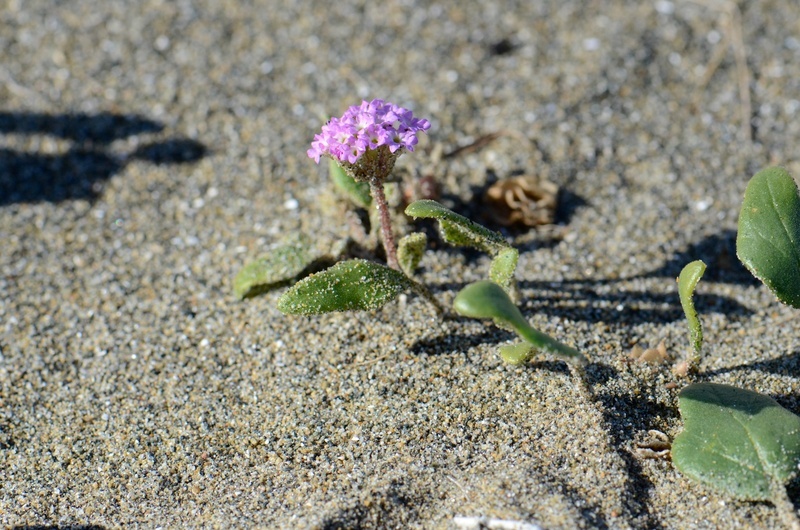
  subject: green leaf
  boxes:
[330,159,372,209]
[397,232,428,276]
[277,259,412,314]
[489,246,519,294]
[453,280,586,365]
[672,382,800,501]
[677,260,706,355]
[405,200,508,253]
[499,342,535,365]
[405,200,518,293]
[737,167,800,308]
[234,238,321,300]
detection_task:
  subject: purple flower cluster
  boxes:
[308,99,431,165]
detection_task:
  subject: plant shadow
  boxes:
[637,230,759,286]
[426,276,750,326]
[700,351,800,412]
[410,327,509,357]
[519,361,673,529]
[0,111,207,205]
[584,362,674,529]
[417,226,753,325]
[517,278,751,325]
[410,320,673,527]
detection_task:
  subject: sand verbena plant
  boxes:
[307,99,431,270]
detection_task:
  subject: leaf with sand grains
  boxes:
[405,200,518,294]
[737,166,800,308]
[234,236,324,300]
[397,232,427,276]
[277,259,413,314]
[453,280,586,365]
[673,383,800,505]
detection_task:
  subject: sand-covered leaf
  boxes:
[234,238,320,300]
[277,259,412,314]
[737,167,800,308]
[673,382,800,501]
[329,159,372,208]
[489,246,519,294]
[405,200,518,293]
[398,232,427,276]
[405,200,508,253]
[453,280,586,365]
[678,260,706,354]
[499,342,535,365]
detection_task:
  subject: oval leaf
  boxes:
[737,167,800,308]
[672,382,800,501]
[453,280,586,365]
[234,238,320,300]
[277,259,412,314]
[677,260,706,355]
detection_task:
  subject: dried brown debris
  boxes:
[483,175,559,228]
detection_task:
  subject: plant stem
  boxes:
[369,176,399,270]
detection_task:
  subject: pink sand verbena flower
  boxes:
[307,99,430,182]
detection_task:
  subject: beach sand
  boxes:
[2,1,800,528]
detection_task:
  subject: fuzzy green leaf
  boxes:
[398,232,428,276]
[673,382,800,501]
[678,260,706,355]
[736,167,800,308]
[405,200,518,294]
[277,259,412,314]
[499,342,535,365]
[405,200,508,253]
[453,280,586,365]
[330,159,372,209]
[234,239,321,300]
[489,246,519,294]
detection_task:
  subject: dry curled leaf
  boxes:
[483,175,559,227]
[633,429,671,460]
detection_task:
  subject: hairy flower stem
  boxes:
[369,177,399,271]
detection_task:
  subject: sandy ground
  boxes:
[2,0,800,528]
